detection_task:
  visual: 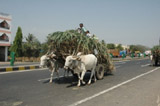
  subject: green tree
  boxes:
[26,33,34,43]
[101,40,107,48]
[116,44,124,51]
[151,45,160,53]
[22,33,41,57]
[40,43,49,56]
[107,43,116,49]
[10,27,23,57]
[129,45,150,53]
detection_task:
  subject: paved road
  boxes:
[0,59,159,106]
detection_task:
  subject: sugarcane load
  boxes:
[40,23,115,86]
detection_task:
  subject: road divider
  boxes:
[0,65,40,72]
[0,68,47,75]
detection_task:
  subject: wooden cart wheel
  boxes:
[96,64,104,80]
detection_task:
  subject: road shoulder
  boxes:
[73,67,160,106]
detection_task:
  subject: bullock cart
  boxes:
[47,30,114,80]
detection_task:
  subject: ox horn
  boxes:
[77,52,82,57]
[50,54,56,58]
[72,56,81,61]
[45,51,49,55]
[77,57,81,61]
[47,53,56,58]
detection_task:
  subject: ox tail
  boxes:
[95,58,98,67]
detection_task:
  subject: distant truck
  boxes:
[119,50,127,57]
[134,51,141,57]
[108,49,119,57]
[145,50,151,56]
[135,51,140,54]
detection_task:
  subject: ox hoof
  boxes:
[94,79,97,82]
[77,84,81,87]
[88,83,91,85]
[82,81,86,85]
[88,81,91,85]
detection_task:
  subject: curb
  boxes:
[0,65,40,72]
[0,57,149,72]
[112,57,149,62]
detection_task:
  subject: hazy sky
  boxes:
[1,0,160,47]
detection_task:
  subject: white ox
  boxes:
[40,53,63,83]
[64,53,97,87]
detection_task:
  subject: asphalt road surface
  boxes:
[0,59,160,106]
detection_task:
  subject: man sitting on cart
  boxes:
[77,23,87,35]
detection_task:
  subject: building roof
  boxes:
[0,12,12,21]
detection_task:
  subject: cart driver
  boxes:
[78,23,87,34]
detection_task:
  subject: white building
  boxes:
[0,12,12,61]
[115,44,130,50]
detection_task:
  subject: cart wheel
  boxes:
[96,64,104,80]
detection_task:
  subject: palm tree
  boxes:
[25,33,35,43]
[23,33,41,57]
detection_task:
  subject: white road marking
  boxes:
[0,68,47,75]
[136,62,141,64]
[114,61,126,65]
[141,64,150,67]
[38,77,50,81]
[38,74,73,81]
[157,95,160,104]
[69,67,160,106]
[157,95,160,106]
[116,66,121,68]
